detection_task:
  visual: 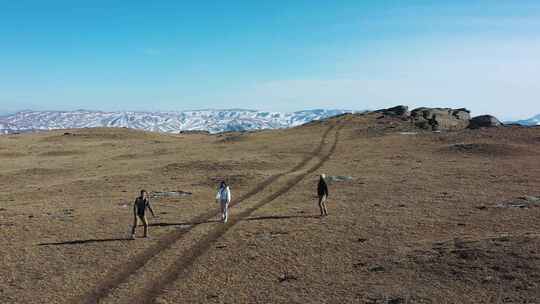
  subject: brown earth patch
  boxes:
[162,161,237,173]
[152,148,175,156]
[39,150,85,157]
[15,167,70,176]
[0,167,72,185]
[216,133,248,143]
[443,143,533,157]
[437,126,540,146]
[160,159,272,174]
[0,151,26,158]
[408,235,540,303]
[42,128,160,142]
[203,174,254,188]
[111,148,176,160]
[111,153,138,160]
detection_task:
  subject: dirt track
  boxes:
[74,123,340,303]
[125,125,342,304]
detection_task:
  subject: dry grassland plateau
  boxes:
[1,113,539,304]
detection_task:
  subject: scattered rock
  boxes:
[362,294,381,304]
[493,236,511,242]
[326,175,353,183]
[398,132,417,135]
[357,238,368,243]
[368,265,385,272]
[251,231,289,243]
[387,297,405,304]
[411,107,470,131]
[496,196,540,209]
[376,105,410,117]
[447,142,523,157]
[501,274,516,281]
[522,195,540,203]
[255,233,273,241]
[450,143,480,152]
[270,231,289,236]
[468,115,502,129]
[218,134,246,143]
[151,191,192,198]
[278,272,298,283]
[179,130,210,135]
[453,238,467,249]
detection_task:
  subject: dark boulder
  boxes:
[452,108,471,120]
[377,105,410,117]
[410,107,470,131]
[468,115,502,129]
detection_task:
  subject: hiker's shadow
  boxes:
[243,214,321,222]
[37,220,220,246]
[37,216,319,246]
[38,238,133,246]
[149,219,220,227]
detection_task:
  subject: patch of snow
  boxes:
[507,114,540,126]
[0,109,355,134]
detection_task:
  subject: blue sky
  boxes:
[0,1,539,120]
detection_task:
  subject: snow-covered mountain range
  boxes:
[508,114,540,126]
[0,109,353,134]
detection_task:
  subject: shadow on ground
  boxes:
[37,215,319,246]
[244,214,321,221]
[149,219,220,227]
[38,238,133,246]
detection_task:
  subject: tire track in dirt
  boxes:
[76,123,336,304]
[132,124,343,304]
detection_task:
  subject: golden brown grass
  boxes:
[0,115,539,304]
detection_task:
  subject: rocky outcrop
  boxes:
[376,105,409,117]
[374,105,505,132]
[468,115,502,129]
[410,107,471,131]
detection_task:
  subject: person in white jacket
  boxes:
[216,181,232,223]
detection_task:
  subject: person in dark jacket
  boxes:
[317,174,329,216]
[131,189,155,239]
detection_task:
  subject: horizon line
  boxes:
[0,108,359,116]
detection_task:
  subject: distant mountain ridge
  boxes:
[0,109,354,134]
[507,114,540,126]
